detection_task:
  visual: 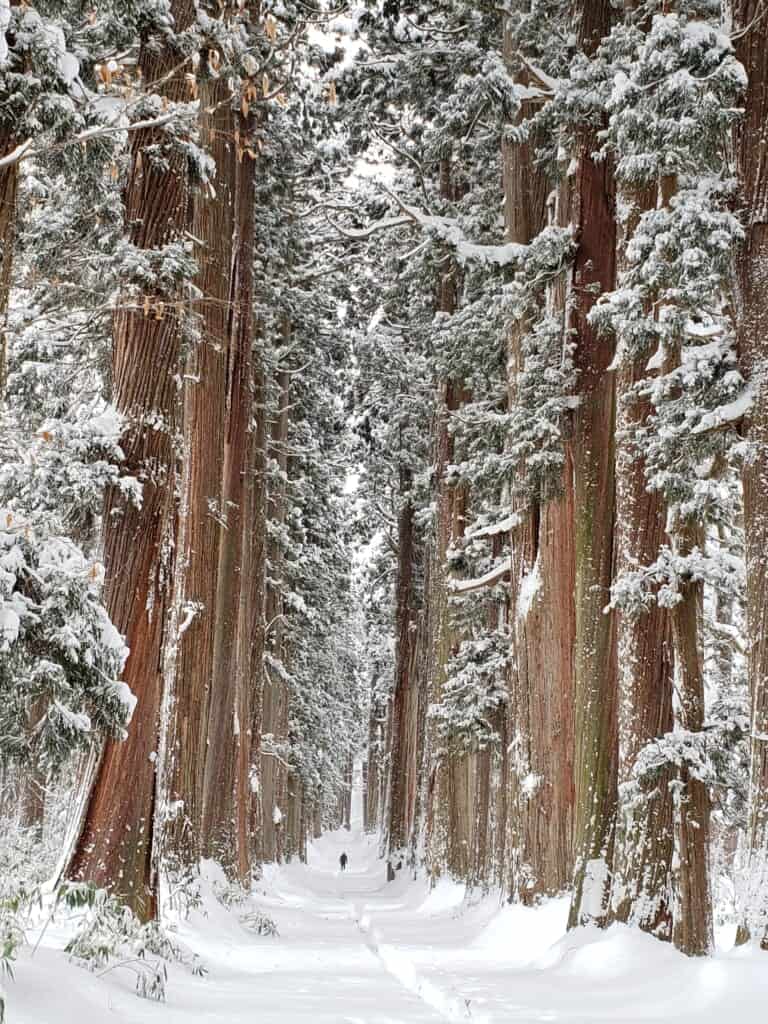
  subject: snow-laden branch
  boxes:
[690,386,754,435]
[381,184,529,267]
[0,139,33,170]
[466,513,520,540]
[517,56,560,95]
[0,109,193,171]
[450,556,511,596]
[330,214,413,240]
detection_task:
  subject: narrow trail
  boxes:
[323,828,483,1023]
[12,784,768,1023]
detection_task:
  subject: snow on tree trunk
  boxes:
[68,1,194,921]
[386,466,420,875]
[259,363,290,862]
[566,0,619,932]
[733,0,768,950]
[668,520,713,956]
[0,129,17,399]
[610,184,675,939]
[201,95,259,883]
[656,164,713,956]
[502,16,575,903]
[242,352,272,865]
[426,377,475,882]
[165,70,234,872]
[365,695,385,833]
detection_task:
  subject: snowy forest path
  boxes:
[13,824,768,1023]
[259,825,458,1023]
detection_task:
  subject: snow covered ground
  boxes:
[8,821,768,1023]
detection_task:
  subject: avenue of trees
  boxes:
[1,0,768,998]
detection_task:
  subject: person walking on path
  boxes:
[340,852,348,872]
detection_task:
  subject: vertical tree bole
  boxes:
[733,0,768,949]
[566,0,619,931]
[69,1,195,921]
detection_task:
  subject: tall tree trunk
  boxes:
[365,693,384,833]
[733,0,768,950]
[502,12,574,902]
[165,70,235,870]
[610,183,675,939]
[426,378,474,882]
[0,137,17,400]
[387,466,418,876]
[19,771,45,836]
[0,0,22,399]
[68,1,194,921]
[286,771,303,861]
[201,98,259,882]
[657,168,712,955]
[259,363,290,862]
[423,156,477,882]
[567,0,619,931]
[342,754,353,831]
[471,745,491,888]
[668,521,712,955]
[244,352,268,868]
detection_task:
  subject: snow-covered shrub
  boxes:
[0,401,137,544]
[0,514,131,777]
[431,628,508,754]
[241,910,280,938]
[61,881,207,1000]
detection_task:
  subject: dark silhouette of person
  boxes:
[340,852,348,872]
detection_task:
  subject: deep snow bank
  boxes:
[6,829,768,1023]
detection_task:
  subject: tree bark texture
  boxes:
[260,366,291,862]
[365,692,385,833]
[733,0,768,950]
[668,519,713,955]
[0,135,17,400]
[201,98,259,882]
[165,70,235,870]
[503,15,575,902]
[387,466,420,873]
[566,0,619,932]
[69,2,194,921]
[425,377,475,882]
[610,185,675,940]
[244,352,268,867]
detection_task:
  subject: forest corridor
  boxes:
[12,772,768,1024]
[4,0,768,1022]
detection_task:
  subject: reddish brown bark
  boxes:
[366,681,387,834]
[259,365,291,863]
[668,520,712,955]
[566,0,619,931]
[502,15,575,901]
[610,186,674,939]
[201,100,259,881]
[611,377,674,936]
[471,745,491,887]
[387,465,418,873]
[246,350,270,864]
[0,1,21,399]
[658,169,712,955]
[733,0,768,950]
[165,70,234,870]
[69,2,194,920]
[0,139,17,399]
[425,377,474,882]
